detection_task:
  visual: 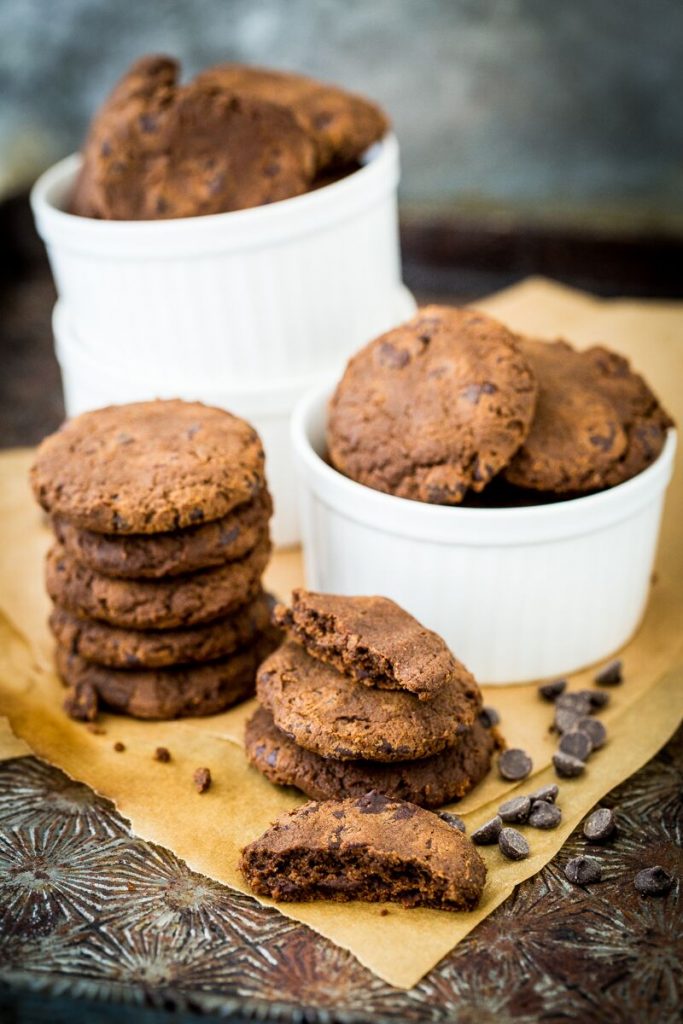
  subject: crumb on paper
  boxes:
[86,723,106,735]
[113,741,125,752]
[193,767,211,793]
[154,746,171,763]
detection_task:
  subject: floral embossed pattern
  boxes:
[0,731,681,1022]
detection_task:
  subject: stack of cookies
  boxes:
[246,590,499,808]
[30,399,278,721]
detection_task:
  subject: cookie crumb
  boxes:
[193,767,211,793]
[380,908,390,916]
[86,723,106,735]
[154,746,171,763]
[113,741,125,752]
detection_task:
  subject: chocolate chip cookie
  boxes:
[240,791,487,909]
[52,489,272,579]
[274,589,459,700]
[196,64,389,172]
[256,639,480,762]
[72,57,318,220]
[46,539,270,630]
[49,590,274,669]
[56,636,276,719]
[328,306,538,504]
[31,400,265,534]
[504,339,673,492]
[245,706,497,808]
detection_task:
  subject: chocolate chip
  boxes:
[499,827,530,861]
[479,706,500,729]
[556,692,593,716]
[357,791,390,814]
[634,866,674,896]
[576,717,607,750]
[378,341,410,369]
[559,730,593,761]
[538,679,567,701]
[113,741,125,752]
[587,690,610,709]
[583,807,616,843]
[529,783,559,804]
[438,811,466,833]
[472,815,503,845]
[498,748,533,781]
[553,751,586,778]
[498,796,532,823]
[565,855,602,885]
[154,746,171,763]
[554,707,582,735]
[193,767,211,794]
[595,659,623,685]
[528,801,562,829]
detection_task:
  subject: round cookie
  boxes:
[52,489,272,579]
[31,400,265,534]
[328,306,538,504]
[56,636,276,720]
[72,56,318,220]
[49,591,274,669]
[45,539,270,630]
[245,706,498,808]
[504,339,673,493]
[256,639,481,762]
[196,64,389,171]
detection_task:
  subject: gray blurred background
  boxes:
[1,0,682,445]
[1,0,681,228]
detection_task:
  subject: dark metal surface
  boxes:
[0,728,680,1023]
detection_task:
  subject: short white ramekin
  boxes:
[292,385,677,684]
[31,136,404,384]
[53,293,416,549]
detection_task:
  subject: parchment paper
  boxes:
[0,278,682,989]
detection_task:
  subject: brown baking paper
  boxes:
[1,278,682,990]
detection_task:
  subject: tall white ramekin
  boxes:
[31,136,403,384]
[52,294,416,549]
[292,385,677,684]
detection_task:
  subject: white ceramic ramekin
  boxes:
[31,136,403,384]
[292,385,677,684]
[53,293,416,549]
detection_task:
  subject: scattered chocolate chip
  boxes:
[565,855,602,885]
[438,811,466,833]
[113,741,125,752]
[583,807,616,843]
[154,746,171,763]
[529,783,559,803]
[556,692,593,716]
[587,690,610,709]
[528,801,562,829]
[193,767,211,793]
[576,717,607,750]
[538,679,567,701]
[479,706,500,728]
[595,659,623,686]
[559,730,593,761]
[634,866,674,896]
[499,827,530,861]
[498,796,532,823]
[553,751,586,778]
[498,748,533,781]
[553,706,582,735]
[472,815,503,845]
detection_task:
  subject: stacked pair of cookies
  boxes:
[246,590,498,809]
[30,399,278,721]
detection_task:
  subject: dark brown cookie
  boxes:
[52,489,272,579]
[31,400,265,534]
[328,306,538,504]
[49,591,274,669]
[256,639,481,762]
[56,635,276,720]
[196,64,389,172]
[245,706,497,808]
[45,539,270,630]
[240,791,487,910]
[274,589,460,700]
[72,56,317,220]
[504,339,673,493]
